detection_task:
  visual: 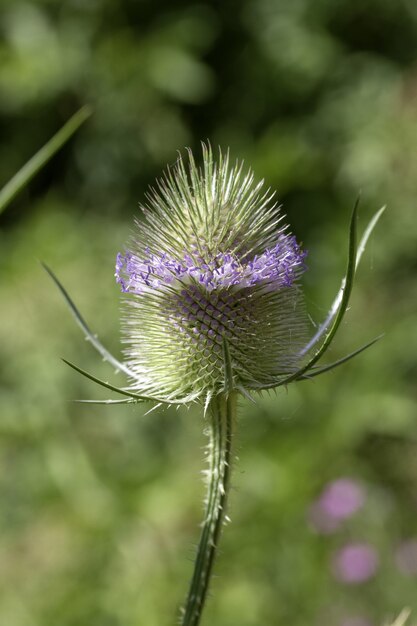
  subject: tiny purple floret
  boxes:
[115,234,307,295]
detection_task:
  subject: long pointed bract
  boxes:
[43,263,135,377]
[270,200,359,387]
[62,359,193,405]
[298,335,383,380]
[301,204,385,355]
[74,399,136,405]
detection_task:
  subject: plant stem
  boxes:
[181,392,236,626]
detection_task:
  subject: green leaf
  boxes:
[43,263,134,377]
[0,106,92,215]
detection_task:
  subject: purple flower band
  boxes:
[116,235,307,295]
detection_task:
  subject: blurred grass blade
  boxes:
[43,263,135,378]
[301,203,385,355]
[0,105,92,215]
[299,335,383,380]
[387,609,411,626]
[62,358,191,405]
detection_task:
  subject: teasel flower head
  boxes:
[115,145,308,404]
[46,144,384,409]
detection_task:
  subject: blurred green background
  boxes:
[0,1,416,625]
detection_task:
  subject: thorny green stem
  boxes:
[181,392,236,626]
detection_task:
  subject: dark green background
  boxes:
[0,1,416,624]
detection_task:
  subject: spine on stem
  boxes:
[181,392,236,626]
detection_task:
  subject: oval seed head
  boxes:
[115,145,308,403]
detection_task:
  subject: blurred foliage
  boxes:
[0,1,416,625]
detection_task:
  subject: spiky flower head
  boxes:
[115,145,308,404]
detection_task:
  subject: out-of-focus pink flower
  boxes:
[309,478,365,534]
[332,543,379,584]
[320,478,365,520]
[395,539,417,576]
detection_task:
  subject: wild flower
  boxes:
[114,146,308,405]
[309,477,366,533]
[332,542,379,584]
[46,144,384,626]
